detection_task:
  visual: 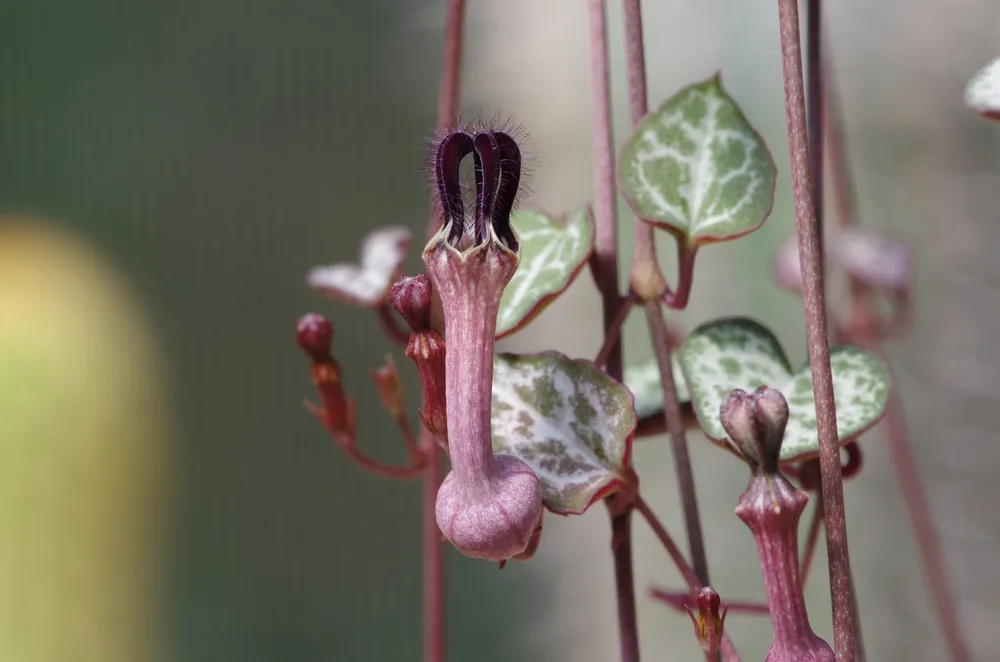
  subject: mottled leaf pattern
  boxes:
[623,355,690,421]
[306,226,411,307]
[618,74,777,244]
[496,206,595,338]
[679,317,891,462]
[965,56,1000,121]
[491,352,636,514]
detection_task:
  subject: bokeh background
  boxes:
[1,1,999,660]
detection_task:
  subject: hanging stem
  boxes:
[596,293,636,371]
[634,496,742,662]
[645,301,710,585]
[775,0,855,658]
[588,2,637,660]
[419,3,466,660]
[422,431,446,662]
[622,0,712,593]
[824,54,970,662]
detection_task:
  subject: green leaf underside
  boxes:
[496,206,595,338]
[618,75,777,244]
[623,354,690,420]
[491,352,636,514]
[678,317,891,462]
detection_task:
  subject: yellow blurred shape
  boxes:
[0,218,169,662]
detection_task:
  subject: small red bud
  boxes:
[297,313,333,363]
[685,587,727,656]
[389,274,433,332]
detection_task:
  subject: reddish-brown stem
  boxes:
[376,304,410,347]
[776,0,855,658]
[588,2,637,659]
[622,0,713,611]
[882,394,968,661]
[824,54,970,662]
[661,242,697,310]
[309,401,427,478]
[634,496,743,662]
[595,293,636,371]
[645,301,710,586]
[650,588,769,616]
[589,0,626,384]
[421,429,446,662]
[425,0,466,239]
[806,0,824,272]
[418,3,466,659]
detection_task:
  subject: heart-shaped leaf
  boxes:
[618,73,777,245]
[496,206,595,338]
[965,56,1000,121]
[623,355,690,421]
[306,226,411,307]
[678,317,891,462]
[491,352,636,515]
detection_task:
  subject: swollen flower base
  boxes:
[423,129,543,562]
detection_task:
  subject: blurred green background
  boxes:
[1,1,999,661]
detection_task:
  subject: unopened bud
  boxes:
[685,587,727,656]
[389,274,433,332]
[296,313,333,363]
[720,385,788,473]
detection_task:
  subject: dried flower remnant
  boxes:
[423,129,543,562]
[390,274,448,445]
[723,386,834,662]
[296,312,424,479]
[307,226,411,307]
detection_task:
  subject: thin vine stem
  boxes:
[422,430,446,662]
[633,496,742,662]
[645,301,710,585]
[420,2,466,660]
[775,0,855,658]
[595,293,636,371]
[824,53,970,662]
[588,2,637,660]
[622,0,712,594]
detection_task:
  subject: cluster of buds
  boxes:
[296,313,425,478]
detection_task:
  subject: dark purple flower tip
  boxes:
[388,274,433,332]
[720,385,789,473]
[432,128,522,253]
[296,313,333,363]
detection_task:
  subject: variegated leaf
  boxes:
[678,317,891,462]
[496,206,595,338]
[491,352,636,514]
[965,56,1000,121]
[307,226,411,307]
[618,74,777,244]
[623,354,690,421]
